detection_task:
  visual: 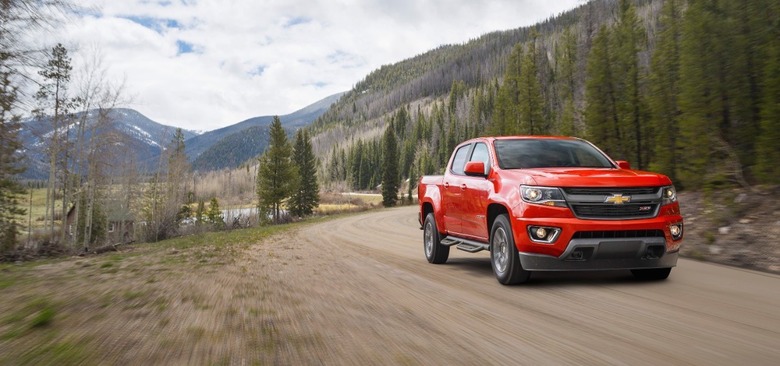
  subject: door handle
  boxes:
[460,184,467,191]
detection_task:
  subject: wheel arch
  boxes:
[487,203,510,248]
[422,202,434,221]
[421,198,446,233]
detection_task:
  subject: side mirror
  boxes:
[464,161,487,177]
[616,160,631,170]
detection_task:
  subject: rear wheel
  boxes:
[631,268,672,281]
[490,214,530,285]
[423,213,449,264]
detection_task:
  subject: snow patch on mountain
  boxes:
[128,124,161,148]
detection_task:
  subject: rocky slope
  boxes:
[678,186,780,274]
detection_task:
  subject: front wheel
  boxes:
[631,268,672,281]
[423,213,449,264]
[490,214,530,285]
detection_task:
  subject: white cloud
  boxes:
[36,0,582,131]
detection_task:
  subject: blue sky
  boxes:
[45,0,583,131]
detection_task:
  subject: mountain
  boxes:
[307,0,650,189]
[191,125,269,171]
[19,108,197,179]
[312,0,778,193]
[188,91,344,171]
[306,2,600,159]
[19,91,343,179]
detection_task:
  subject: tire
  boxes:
[490,214,530,285]
[631,268,672,281]
[423,213,449,264]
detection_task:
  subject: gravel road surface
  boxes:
[281,206,780,365]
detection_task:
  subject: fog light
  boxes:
[670,223,683,240]
[535,227,547,239]
[527,226,561,244]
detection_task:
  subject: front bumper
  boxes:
[511,203,683,271]
[518,237,678,271]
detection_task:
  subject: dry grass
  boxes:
[314,191,383,215]
[0,218,321,364]
[16,188,59,230]
[316,203,366,215]
[193,168,258,207]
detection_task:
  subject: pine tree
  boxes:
[348,140,360,189]
[585,25,622,158]
[349,139,373,190]
[0,58,26,253]
[167,128,189,198]
[754,41,780,183]
[381,123,399,207]
[613,0,648,168]
[491,43,523,135]
[677,0,725,188]
[289,129,320,217]
[517,32,546,135]
[407,164,417,204]
[369,139,382,189]
[166,128,190,236]
[206,197,224,228]
[583,1,648,166]
[328,145,341,182]
[648,0,682,181]
[557,27,578,136]
[195,199,205,227]
[722,0,766,170]
[256,116,297,224]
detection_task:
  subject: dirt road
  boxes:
[278,206,780,365]
[3,206,779,365]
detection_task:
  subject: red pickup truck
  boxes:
[418,136,683,285]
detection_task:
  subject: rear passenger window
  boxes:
[450,144,471,175]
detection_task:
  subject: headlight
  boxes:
[662,186,677,205]
[520,185,567,207]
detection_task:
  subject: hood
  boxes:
[502,168,671,187]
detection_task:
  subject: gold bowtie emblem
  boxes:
[605,194,631,205]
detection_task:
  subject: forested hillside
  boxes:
[191,125,270,171]
[182,92,343,172]
[312,0,779,192]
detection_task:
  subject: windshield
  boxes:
[494,139,615,169]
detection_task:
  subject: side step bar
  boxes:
[441,236,490,253]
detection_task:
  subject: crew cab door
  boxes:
[461,142,492,241]
[442,143,471,235]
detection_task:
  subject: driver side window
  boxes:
[469,143,490,175]
[450,144,471,175]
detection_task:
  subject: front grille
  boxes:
[564,187,660,195]
[573,229,664,239]
[571,203,659,219]
[563,186,662,220]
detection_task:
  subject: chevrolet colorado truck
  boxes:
[417,136,683,285]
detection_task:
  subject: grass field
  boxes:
[14,188,63,237]
[0,217,318,364]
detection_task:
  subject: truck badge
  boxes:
[605,194,631,205]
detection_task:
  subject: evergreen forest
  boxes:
[313,0,780,193]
